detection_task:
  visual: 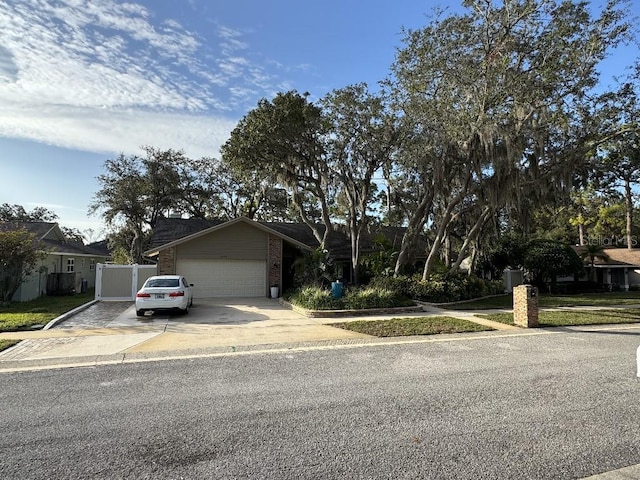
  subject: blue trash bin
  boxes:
[331,281,344,299]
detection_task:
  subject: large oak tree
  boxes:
[387,0,630,278]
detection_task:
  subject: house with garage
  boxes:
[144,217,415,299]
[144,217,311,298]
[0,222,111,302]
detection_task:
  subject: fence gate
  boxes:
[95,264,157,301]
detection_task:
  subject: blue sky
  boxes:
[0,0,638,239]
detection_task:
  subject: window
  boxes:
[146,278,179,288]
[81,258,86,268]
[90,259,96,271]
[67,258,75,273]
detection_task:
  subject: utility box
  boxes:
[331,281,344,299]
[513,284,539,328]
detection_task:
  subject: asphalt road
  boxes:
[1,327,640,479]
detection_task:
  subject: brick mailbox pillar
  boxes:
[513,284,539,328]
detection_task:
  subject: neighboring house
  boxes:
[145,217,418,298]
[574,247,640,291]
[0,222,111,302]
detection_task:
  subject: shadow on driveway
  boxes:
[56,297,300,330]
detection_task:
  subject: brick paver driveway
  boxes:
[55,302,132,329]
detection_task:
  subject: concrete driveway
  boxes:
[0,298,373,367]
[58,297,308,328]
[122,297,372,352]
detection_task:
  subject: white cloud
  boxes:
[0,0,297,156]
[0,102,236,159]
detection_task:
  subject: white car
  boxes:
[135,275,193,317]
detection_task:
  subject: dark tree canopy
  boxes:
[221,91,334,246]
[0,204,58,222]
[385,0,631,277]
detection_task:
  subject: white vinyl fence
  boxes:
[503,269,524,293]
[95,264,157,301]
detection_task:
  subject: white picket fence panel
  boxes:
[95,264,157,301]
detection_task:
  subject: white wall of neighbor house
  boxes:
[11,254,108,302]
[57,255,102,291]
[11,257,49,302]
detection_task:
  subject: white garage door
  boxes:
[176,259,267,298]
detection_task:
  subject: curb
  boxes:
[0,328,553,372]
[580,463,640,479]
[2,323,640,373]
[43,299,100,330]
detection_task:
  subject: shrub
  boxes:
[343,288,414,310]
[370,273,505,303]
[523,239,583,288]
[289,272,501,309]
[369,275,414,297]
[287,285,414,310]
[287,286,341,310]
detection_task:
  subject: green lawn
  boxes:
[443,291,640,310]
[333,316,493,337]
[0,339,19,352]
[0,290,95,332]
[481,308,640,327]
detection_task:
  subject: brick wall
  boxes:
[158,247,176,275]
[268,234,282,289]
[513,284,539,327]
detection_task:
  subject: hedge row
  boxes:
[286,274,503,310]
[369,274,504,304]
[286,286,415,311]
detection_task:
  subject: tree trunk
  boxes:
[625,177,633,249]
[394,190,434,275]
[422,173,470,279]
[578,222,585,246]
[449,206,492,274]
[130,228,144,264]
[350,225,361,285]
[291,187,332,249]
[443,235,451,268]
[422,208,458,280]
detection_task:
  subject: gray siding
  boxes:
[176,223,268,261]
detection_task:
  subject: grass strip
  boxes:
[480,308,640,327]
[443,292,640,310]
[333,316,493,337]
[0,291,95,332]
[0,339,20,353]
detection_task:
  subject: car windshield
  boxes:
[146,278,179,288]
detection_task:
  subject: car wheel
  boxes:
[136,309,145,317]
[181,304,189,315]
